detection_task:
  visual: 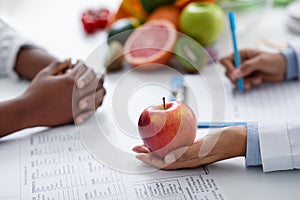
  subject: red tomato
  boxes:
[81,8,110,34]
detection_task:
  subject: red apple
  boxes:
[138,98,197,158]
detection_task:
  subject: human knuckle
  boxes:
[258,55,266,62]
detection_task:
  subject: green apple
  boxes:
[180,2,224,46]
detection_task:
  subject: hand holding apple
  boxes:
[137,97,197,158]
[133,126,247,170]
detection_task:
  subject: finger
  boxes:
[76,68,97,89]
[239,49,261,61]
[244,75,263,86]
[233,56,263,79]
[132,145,150,153]
[220,55,235,73]
[163,158,203,170]
[72,79,98,116]
[43,59,71,75]
[68,60,87,80]
[136,153,166,169]
[78,88,105,110]
[65,68,73,74]
[95,88,106,108]
[96,74,105,90]
[74,110,94,125]
[244,82,252,90]
[76,78,99,101]
[220,55,242,84]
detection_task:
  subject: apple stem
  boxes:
[162,97,166,110]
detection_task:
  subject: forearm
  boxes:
[0,96,34,137]
[15,47,58,79]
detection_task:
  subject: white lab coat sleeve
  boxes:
[289,39,300,77]
[258,120,300,172]
[0,19,35,79]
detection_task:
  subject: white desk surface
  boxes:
[1,0,300,199]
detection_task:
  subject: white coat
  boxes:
[0,19,31,78]
[259,41,300,172]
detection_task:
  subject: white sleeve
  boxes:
[0,19,35,79]
[258,119,300,172]
[289,39,300,74]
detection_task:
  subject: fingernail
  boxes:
[233,69,243,78]
[253,78,261,85]
[244,84,251,90]
[77,80,85,89]
[66,69,72,74]
[165,153,176,164]
[132,147,138,153]
[136,153,151,161]
[79,100,88,109]
[76,117,84,124]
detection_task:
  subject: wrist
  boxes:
[15,48,57,79]
[224,126,247,157]
[0,95,36,137]
[14,95,37,129]
[237,126,247,156]
[17,93,42,128]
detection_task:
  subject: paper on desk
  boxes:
[184,73,300,122]
[13,125,226,200]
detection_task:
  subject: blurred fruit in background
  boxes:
[148,5,181,30]
[104,41,124,72]
[82,0,226,71]
[114,0,148,22]
[81,8,112,34]
[140,0,176,13]
[175,0,216,9]
[107,18,140,45]
[124,20,177,69]
[180,2,224,46]
[174,36,207,72]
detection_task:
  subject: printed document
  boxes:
[2,125,225,200]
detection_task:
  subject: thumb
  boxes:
[43,59,71,75]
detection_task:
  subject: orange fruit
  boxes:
[148,5,181,30]
[113,0,148,22]
[124,20,177,69]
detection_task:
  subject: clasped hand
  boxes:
[22,59,106,127]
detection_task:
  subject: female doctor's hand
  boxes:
[220,49,286,90]
[132,126,247,170]
[22,60,106,127]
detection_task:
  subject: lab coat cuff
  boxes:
[281,46,298,81]
[258,121,294,172]
[289,41,300,79]
[245,122,262,167]
[286,119,300,170]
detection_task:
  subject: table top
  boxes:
[1,1,300,199]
